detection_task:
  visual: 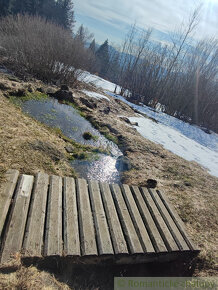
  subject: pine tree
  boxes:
[89,39,96,54]
[0,0,75,31]
[96,39,109,77]
[75,24,86,44]
[0,0,11,16]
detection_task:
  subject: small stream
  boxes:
[21,97,123,182]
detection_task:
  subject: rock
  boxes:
[46,87,57,95]
[201,127,211,134]
[120,117,131,124]
[9,88,26,97]
[26,84,33,93]
[184,181,192,187]
[115,156,132,171]
[130,121,138,126]
[61,84,69,91]
[36,87,45,93]
[120,117,138,126]
[53,89,73,101]
[103,106,110,114]
[80,97,97,109]
[83,131,93,140]
[146,179,157,188]
[65,145,75,153]
[0,81,10,90]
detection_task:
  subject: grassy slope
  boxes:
[0,94,76,181]
[0,75,217,288]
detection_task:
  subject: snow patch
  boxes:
[82,90,110,101]
[129,116,218,177]
[79,72,218,177]
[79,71,121,93]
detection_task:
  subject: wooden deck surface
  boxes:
[0,170,199,266]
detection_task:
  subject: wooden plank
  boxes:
[44,175,62,256]
[1,174,34,264]
[111,184,143,254]
[0,169,19,237]
[141,187,179,252]
[88,180,113,255]
[121,184,155,253]
[100,182,128,254]
[131,186,167,252]
[23,173,49,257]
[149,188,189,251]
[77,178,97,256]
[63,177,80,256]
[157,189,198,251]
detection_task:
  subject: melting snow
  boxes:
[82,90,110,101]
[80,72,218,177]
[79,71,121,93]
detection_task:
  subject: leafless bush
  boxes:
[0,14,92,85]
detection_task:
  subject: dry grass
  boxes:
[0,75,217,288]
[0,81,76,181]
[0,266,70,289]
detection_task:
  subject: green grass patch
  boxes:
[50,126,110,159]
[101,131,118,144]
[83,131,99,141]
[9,91,47,105]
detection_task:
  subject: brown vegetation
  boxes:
[0,76,77,181]
[0,74,217,288]
[0,14,93,85]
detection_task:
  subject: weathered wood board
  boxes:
[0,170,199,266]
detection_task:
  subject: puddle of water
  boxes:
[21,97,122,182]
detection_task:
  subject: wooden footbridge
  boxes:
[0,170,199,267]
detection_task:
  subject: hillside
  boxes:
[0,72,217,289]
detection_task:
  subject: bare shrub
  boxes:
[0,14,91,85]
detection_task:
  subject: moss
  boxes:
[49,126,109,161]
[101,131,118,144]
[9,91,47,105]
[83,131,99,141]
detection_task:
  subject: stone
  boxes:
[46,87,57,95]
[146,179,157,188]
[120,117,131,124]
[80,97,97,109]
[53,89,73,101]
[61,84,69,91]
[65,145,75,153]
[115,156,132,171]
[130,121,138,126]
[103,106,110,114]
[36,87,45,93]
[9,88,26,97]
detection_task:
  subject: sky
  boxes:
[73,0,218,45]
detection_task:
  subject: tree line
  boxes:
[0,2,217,132]
[89,8,218,133]
[0,0,75,30]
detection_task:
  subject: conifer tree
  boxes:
[89,39,96,54]
[95,39,109,77]
[0,0,75,31]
